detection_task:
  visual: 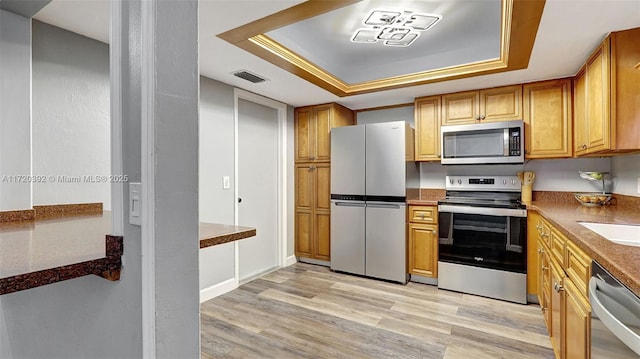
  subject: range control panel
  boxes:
[445,176,522,192]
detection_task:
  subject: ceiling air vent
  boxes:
[232,70,268,84]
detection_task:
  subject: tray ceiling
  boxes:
[218,0,545,97]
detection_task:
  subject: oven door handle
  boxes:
[589,277,640,356]
[437,205,527,218]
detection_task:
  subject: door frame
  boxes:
[233,88,288,280]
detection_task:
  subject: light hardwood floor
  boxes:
[201,262,554,359]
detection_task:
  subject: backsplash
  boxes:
[420,157,617,193]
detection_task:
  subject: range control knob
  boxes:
[449,178,454,184]
[457,179,462,184]
[503,179,507,185]
[511,179,516,185]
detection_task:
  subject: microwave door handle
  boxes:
[589,277,640,356]
[503,128,510,156]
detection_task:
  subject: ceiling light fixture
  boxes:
[351,9,441,47]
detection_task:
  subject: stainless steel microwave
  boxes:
[441,120,524,165]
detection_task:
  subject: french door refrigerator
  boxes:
[330,121,419,283]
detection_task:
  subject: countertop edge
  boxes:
[199,226,256,248]
[0,235,123,296]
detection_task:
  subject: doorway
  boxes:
[235,90,287,282]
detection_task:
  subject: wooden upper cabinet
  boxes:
[441,85,522,125]
[574,27,640,156]
[574,70,588,156]
[480,85,523,122]
[442,91,479,125]
[414,96,441,161]
[294,103,354,162]
[524,79,573,159]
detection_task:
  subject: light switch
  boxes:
[223,176,230,190]
[129,182,142,226]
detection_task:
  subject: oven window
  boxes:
[438,212,526,273]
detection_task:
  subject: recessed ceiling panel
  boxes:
[265,0,502,84]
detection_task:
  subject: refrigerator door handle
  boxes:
[366,202,403,209]
[333,201,366,207]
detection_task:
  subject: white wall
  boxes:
[611,153,640,197]
[199,77,236,289]
[0,9,31,211]
[31,20,111,210]
[357,105,414,127]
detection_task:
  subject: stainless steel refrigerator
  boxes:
[330,121,419,283]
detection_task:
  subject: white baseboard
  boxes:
[199,277,238,303]
[285,255,297,267]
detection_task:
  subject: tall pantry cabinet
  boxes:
[295,103,354,262]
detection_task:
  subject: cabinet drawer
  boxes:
[565,240,591,297]
[537,217,551,248]
[409,206,437,224]
[550,227,567,267]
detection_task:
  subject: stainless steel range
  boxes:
[437,175,528,304]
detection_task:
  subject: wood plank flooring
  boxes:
[201,262,554,359]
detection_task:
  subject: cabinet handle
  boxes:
[538,248,544,254]
[581,144,587,150]
[554,283,564,293]
[309,166,316,170]
[541,266,549,271]
[475,116,481,121]
[432,230,437,234]
[310,156,316,160]
[480,115,486,121]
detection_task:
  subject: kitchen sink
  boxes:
[578,222,640,246]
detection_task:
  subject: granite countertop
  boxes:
[407,188,445,206]
[199,223,256,248]
[530,200,640,297]
[0,211,112,279]
[0,211,122,295]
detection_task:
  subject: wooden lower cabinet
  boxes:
[295,162,332,261]
[534,212,592,359]
[550,260,566,359]
[408,223,438,277]
[564,278,591,359]
[408,205,438,278]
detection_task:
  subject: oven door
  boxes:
[437,205,527,273]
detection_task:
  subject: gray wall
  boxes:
[0,8,143,359]
[31,20,111,210]
[0,9,31,211]
[198,77,296,292]
[611,154,640,197]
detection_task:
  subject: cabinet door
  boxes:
[314,105,332,162]
[314,163,331,211]
[564,278,591,359]
[524,79,573,158]
[550,260,566,359]
[295,164,314,258]
[314,211,331,261]
[295,164,314,211]
[442,91,479,125]
[415,96,441,161]
[479,85,522,122]
[295,211,313,257]
[574,68,588,155]
[295,107,314,162]
[408,223,438,278]
[313,163,331,260]
[586,41,611,153]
